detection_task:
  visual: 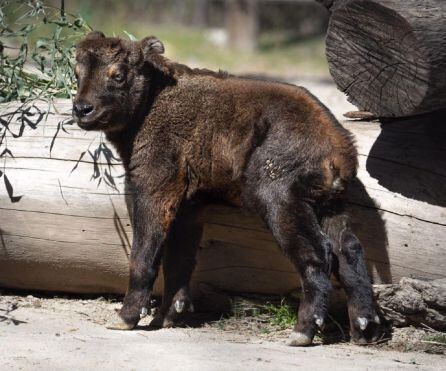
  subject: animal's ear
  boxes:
[85,31,105,40]
[140,36,165,58]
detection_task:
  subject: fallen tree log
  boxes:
[374,278,446,331]
[0,92,444,296]
[318,0,446,117]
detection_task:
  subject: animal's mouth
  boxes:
[74,110,110,131]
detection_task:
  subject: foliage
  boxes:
[0,0,90,103]
[230,296,297,330]
[262,299,297,329]
[0,1,121,201]
[424,332,446,345]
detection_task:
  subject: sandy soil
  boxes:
[1,294,445,370]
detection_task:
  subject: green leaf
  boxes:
[36,38,50,50]
[123,30,138,41]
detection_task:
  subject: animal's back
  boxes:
[145,69,358,202]
[189,74,358,200]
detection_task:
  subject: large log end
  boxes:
[325,0,446,117]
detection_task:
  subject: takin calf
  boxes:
[73,31,381,346]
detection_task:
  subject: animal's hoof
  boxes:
[288,331,313,347]
[106,320,136,331]
[350,335,369,345]
[150,313,175,328]
[150,313,164,328]
[350,313,382,344]
[162,317,175,328]
[106,311,137,330]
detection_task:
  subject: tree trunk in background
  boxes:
[193,0,209,27]
[317,0,446,117]
[174,0,187,25]
[226,0,258,52]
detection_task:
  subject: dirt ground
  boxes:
[1,294,445,370]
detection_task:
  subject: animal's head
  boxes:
[73,31,165,132]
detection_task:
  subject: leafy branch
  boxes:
[0,1,122,202]
[0,0,90,103]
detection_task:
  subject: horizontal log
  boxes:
[0,94,444,296]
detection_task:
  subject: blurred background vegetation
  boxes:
[2,0,330,82]
[73,0,330,77]
[74,0,330,77]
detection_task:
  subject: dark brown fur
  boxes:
[73,31,380,345]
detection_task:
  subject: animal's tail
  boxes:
[319,200,351,255]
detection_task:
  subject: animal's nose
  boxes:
[73,102,94,118]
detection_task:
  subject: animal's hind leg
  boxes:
[322,207,380,344]
[248,186,333,346]
[151,200,203,328]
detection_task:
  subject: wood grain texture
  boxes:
[322,0,446,117]
[0,98,444,296]
[374,278,446,331]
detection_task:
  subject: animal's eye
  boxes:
[113,72,125,83]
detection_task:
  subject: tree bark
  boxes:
[318,0,446,117]
[374,278,446,331]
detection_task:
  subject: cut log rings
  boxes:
[321,0,446,117]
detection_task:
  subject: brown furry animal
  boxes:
[73,31,381,346]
